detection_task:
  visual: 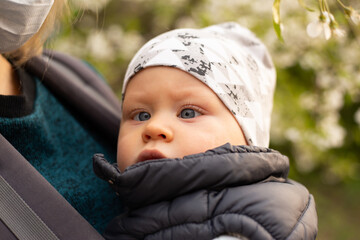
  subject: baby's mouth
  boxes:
[137,149,166,163]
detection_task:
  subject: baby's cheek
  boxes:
[184,135,219,155]
[117,138,132,171]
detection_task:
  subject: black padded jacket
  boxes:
[93,143,318,240]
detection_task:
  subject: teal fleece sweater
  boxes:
[0,68,123,233]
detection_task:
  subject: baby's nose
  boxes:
[142,120,173,142]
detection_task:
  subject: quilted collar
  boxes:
[93,143,289,209]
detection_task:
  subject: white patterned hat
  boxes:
[122,22,276,147]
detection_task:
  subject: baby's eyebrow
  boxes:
[171,90,198,100]
[172,85,214,98]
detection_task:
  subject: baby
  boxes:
[93,22,318,240]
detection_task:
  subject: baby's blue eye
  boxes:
[179,109,200,119]
[134,112,151,121]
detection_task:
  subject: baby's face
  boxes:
[117,66,247,171]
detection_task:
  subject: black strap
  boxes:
[0,134,104,240]
[0,175,60,240]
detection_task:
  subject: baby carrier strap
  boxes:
[25,50,122,144]
[0,134,104,240]
[0,50,122,239]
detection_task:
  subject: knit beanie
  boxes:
[122,22,276,147]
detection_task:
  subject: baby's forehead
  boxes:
[123,66,215,98]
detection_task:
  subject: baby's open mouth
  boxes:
[137,149,166,163]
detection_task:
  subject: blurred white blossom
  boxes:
[86,31,115,60]
[306,12,333,40]
[105,25,125,50]
[300,93,318,111]
[332,28,346,38]
[175,16,197,29]
[95,25,145,59]
[285,128,301,142]
[249,0,272,14]
[349,8,360,25]
[315,73,336,89]
[323,88,345,112]
[300,52,325,70]
[318,113,346,149]
[355,108,360,126]
[120,31,144,59]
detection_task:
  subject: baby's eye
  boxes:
[134,112,151,121]
[179,108,201,119]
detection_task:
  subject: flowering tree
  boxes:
[273,0,360,40]
[271,0,360,183]
[54,0,360,183]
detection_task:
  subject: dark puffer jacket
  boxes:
[93,144,318,240]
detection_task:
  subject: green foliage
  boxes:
[272,0,284,42]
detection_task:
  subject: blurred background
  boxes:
[50,0,360,239]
